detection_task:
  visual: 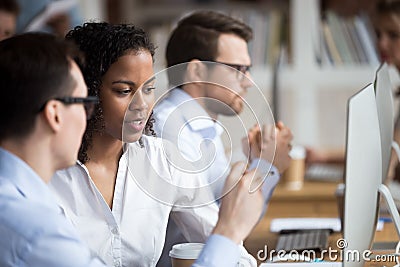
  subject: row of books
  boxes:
[148,9,378,68]
[319,11,379,66]
[230,9,289,67]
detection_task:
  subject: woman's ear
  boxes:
[42,100,62,133]
[184,59,208,83]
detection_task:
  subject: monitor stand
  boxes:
[379,184,400,237]
[363,184,400,262]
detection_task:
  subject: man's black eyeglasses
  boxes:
[40,96,99,120]
[207,60,251,81]
[55,96,98,120]
[215,61,251,74]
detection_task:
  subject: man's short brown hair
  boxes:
[0,33,82,141]
[166,10,253,86]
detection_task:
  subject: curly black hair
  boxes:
[66,22,156,163]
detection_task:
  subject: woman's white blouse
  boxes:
[49,136,219,267]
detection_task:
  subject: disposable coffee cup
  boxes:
[169,243,204,267]
[282,145,306,190]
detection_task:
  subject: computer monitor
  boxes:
[343,81,400,267]
[343,83,382,267]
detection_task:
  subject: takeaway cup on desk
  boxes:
[281,145,306,190]
[169,243,204,267]
[170,242,257,267]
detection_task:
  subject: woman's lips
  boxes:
[125,119,145,132]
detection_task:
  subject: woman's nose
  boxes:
[129,91,148,111]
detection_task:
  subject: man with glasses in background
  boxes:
[154,10,293,266]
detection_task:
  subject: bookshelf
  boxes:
[118,0,399,150]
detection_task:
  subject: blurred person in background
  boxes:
[307,0,400,184]
[0,0,19,41]
[16,0,83,37]
[375,0,400,185]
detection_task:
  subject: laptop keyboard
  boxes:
[275,229,330,252]
[305,164,344,182]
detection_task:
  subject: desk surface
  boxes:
[244,180,399,266]
[271,180,340,202]
[264,180,341,218]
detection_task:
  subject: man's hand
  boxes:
[212,162,264,244]
[242,121,293,174]
[273,122,293,173]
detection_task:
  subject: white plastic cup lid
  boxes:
[169,243,205,260]
[289,145,306,159]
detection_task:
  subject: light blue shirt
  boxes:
[0,148,105,267]
[0,147,239,267]
[193,235,240,267]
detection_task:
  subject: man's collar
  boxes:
[0,147,58,208]
[169,88,217,133]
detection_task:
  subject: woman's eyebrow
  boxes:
[112,80,135,86]
[143,76,156,86]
